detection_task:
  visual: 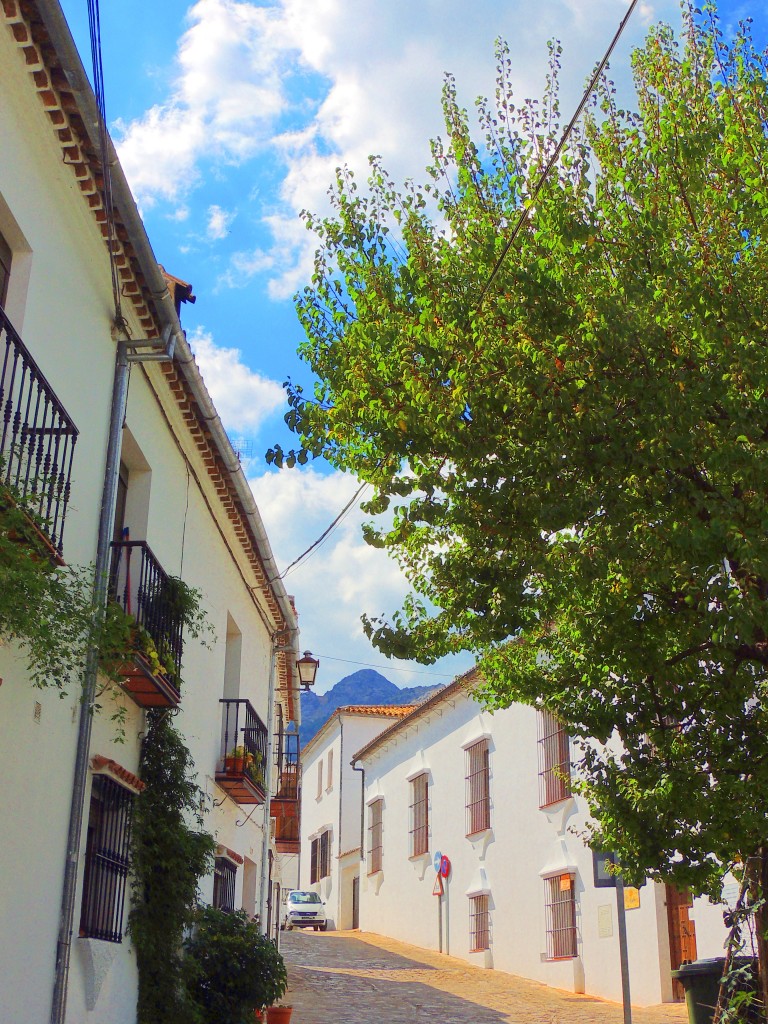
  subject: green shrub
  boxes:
[184,906,288,1023]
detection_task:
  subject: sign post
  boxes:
[433,851,443,953]
[592,850,632,1024]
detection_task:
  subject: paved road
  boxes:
[279,930,689,1024]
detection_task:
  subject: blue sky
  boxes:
[59,0,760,692]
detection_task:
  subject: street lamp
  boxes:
[296,651,319,691]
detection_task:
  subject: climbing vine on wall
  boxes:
[129,710,215,1024]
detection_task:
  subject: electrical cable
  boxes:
[314,654,456,678]
[475,0,640,311]
[86,0,123,325]
[278,479,369,580]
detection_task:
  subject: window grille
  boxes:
[469,894,490,951]
[409,774,429,856]
[368,799,383,874]
[79,775,134,942]
[537,710,571,807]
[320,830,330,879]
[310,831,331,882]
[465,740,490,835]
[544,874,577,959]
[212,857,237,913]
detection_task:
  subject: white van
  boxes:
[281,890,327,931]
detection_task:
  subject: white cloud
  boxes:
[187,327,285,433]
[207,204,236,239]
[116,0,681,279]
[114,0,298,205]
[248,464,472,691]
[217,247,275,290]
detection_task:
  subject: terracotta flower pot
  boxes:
[225,756,244,774]
[267,1007,293,1024]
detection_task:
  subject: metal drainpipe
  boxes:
[51,341,129,1024]
[258,628,295,933]
[337,718,344,929]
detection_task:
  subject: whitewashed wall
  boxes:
[300,711,409,930]
[0,15,292,1024]
[358,688,729,1007]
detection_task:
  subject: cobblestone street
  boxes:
[279,930,689,1024]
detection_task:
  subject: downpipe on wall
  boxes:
[50,340,129,1024]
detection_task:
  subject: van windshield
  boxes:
[290,892,322,904]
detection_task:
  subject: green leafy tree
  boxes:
[270,2,768,1002]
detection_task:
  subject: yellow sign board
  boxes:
[624,887,640,910]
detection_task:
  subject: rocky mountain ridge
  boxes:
[298,668,439,747]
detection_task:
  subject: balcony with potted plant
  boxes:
[1,302,79,563]
[270,717,301,854]
[216,698,269,804]
[106,539,190,708]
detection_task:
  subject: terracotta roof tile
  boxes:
[338,704,417,717]
[91,755,145,794]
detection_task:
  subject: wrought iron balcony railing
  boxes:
[0,304,78,557]
[108,540,184,688]
[216,699,269,804]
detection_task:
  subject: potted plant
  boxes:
[184,906,288,1024]
[246,751,265,788]
[226,745,245,774]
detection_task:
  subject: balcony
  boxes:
[271,725,300,853]
[0,304,78,559]
[108,540,183,708]
[216,699,269,805]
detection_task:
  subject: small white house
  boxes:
[352,670,729,1007]
[0,3,304,1022]
[299,705,417,930]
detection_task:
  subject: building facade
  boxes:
[353,672,729,1007]
[299,706,415,930]
[0,3,302,1022]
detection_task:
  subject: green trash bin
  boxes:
[671,957,758,1024]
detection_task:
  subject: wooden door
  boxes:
[667,885,698,1001]
[352,875,360,929]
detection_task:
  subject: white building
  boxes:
[352,670,729,1007]
[0,3,303,1022]
[299,705,417,930]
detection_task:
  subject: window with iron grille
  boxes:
[409,774,429,857]
[326,749,334,790]
[212,857,237,913]
[310,830,331,883]
[367,799,383,874]
[469,894,490,951]
[79,775,134,942]
[465,740,490,836]
[537,710,571,807]
[544,874,577,959]
[310,836,319,883]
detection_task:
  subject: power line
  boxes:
[278,478,370,579]
[315,653,456,678]
[475,0,641,310]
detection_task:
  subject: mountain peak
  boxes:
[298,668,438,746]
